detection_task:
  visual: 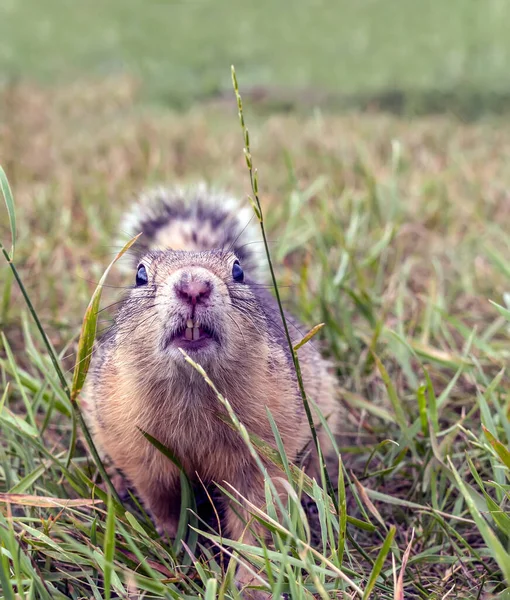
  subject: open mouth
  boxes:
[182,318,212,342]
[164,318,218,350]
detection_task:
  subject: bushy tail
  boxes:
[120,183,263,275]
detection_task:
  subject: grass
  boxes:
[1,76,510,598]
[3,0,510,117]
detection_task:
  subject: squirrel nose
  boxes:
[175,279,212,305]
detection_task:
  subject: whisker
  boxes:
[245,282,296,289]
[117,307,160,340]
[234,239,278,251]
[230,298,307,339]
[225,212,256,256]
[95,294,156,315]
[225,312,247,344]
[75,277,136,290]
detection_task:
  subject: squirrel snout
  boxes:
[174,278,212,306]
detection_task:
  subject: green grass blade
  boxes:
[1,405,39,437]
[0,542,16,600]
[293,323,325,351]
[337,457,347,567]
[65,232,141,475]
[362,525,395,599]
[8,463,47,494]
[140,429,184,470]
[1,266,13,324]
[371,351,408,431]
[0,241,70,395]
[447,457,510,584]
[483,425,510,470]
[416,384,428,437]
[265,408,293,482]
[0,165,16,259]
[489,300,510,321]
[1,332,36,427]
[140,429,197,554]
[466,454,510,537]
[204,578,218,600]
[71,233,141,403]
[423,368,439,434]
[103,493,116,600]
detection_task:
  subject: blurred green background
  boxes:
[2,0,510,117]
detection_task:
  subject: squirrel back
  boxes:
[120,183,263,277]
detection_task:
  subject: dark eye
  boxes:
[136,264,148,286]
[232,260,244,283]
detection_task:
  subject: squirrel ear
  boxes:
[136,264,149,286]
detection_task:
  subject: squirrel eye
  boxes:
[232,260,244,283]
[136,264,148,286]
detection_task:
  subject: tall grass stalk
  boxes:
[231,65,336,501]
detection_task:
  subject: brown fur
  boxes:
[82,187,340,598]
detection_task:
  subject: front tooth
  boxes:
[185,327,193,341]
[192,326,200,341]
[186,319,193,328]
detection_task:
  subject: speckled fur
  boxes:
[82,186,340,598]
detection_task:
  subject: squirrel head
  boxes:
[113,248,268,371]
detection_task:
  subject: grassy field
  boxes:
[0,76,509,598]
[2,0,510,116]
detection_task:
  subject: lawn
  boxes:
[0,75,509,598]
[2,0,510,116]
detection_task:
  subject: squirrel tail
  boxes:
[120,183,263,275]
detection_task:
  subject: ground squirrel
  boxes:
[82,184,340,598]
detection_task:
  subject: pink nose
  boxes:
[175,279,212,305]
